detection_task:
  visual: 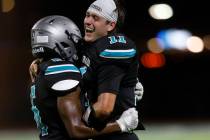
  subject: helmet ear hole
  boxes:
[66,48,72,55]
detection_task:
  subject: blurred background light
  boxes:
[140,52,165,68]
[1,0,15,13]
[157,29,192,50]
[149,3,173,20]
[203,35,210,50]
[186,36,204,53]
[147,37,165,53]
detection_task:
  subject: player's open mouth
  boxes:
[85,26,95,33]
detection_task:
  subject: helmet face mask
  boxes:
[31,15,82,61]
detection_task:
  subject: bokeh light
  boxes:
[147,38,165,53]
[203,35,210,50]
[157,29,192,50]
[149,3,173,20]
[141,52,165,68]
[186,36,204,53]
[1,0,15,13]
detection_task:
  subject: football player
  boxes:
[29,15,139,140]
[80,0,144,140]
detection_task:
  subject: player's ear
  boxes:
[107,21,116,32]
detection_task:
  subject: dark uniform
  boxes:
[30,58,82,140]
[80,33,140,140]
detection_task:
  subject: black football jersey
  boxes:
[80,33,139,122]
[30,58,82,140]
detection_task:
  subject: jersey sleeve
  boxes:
[96,34,137,63]
[97,64,125,95]
[95,35,137,95]
[41,59,82,96]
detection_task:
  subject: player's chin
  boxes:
[84,34,95,43]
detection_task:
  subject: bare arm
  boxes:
[93,92,116,119]
[57,88,121,139]
[29,59,42,82]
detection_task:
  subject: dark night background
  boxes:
[0,0,210,130]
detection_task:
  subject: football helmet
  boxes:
[31,15,82,61]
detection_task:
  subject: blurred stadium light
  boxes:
[156,29,192,50]
[140,52,165,68]
[186,36,204,53]
[1,0,15,13]
[203,35,210,50]
[148,3,173,20]
[147,38,165,53]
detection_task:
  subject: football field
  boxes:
[136,122,210,140]
[0,123,210,140]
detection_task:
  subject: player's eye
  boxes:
[93,15,99,21]
[85,12,90,17]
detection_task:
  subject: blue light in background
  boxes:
[157,29,192,50]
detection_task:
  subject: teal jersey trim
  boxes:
[30,85,48,136]
[100,48,136,59]
[79,66,87,76]
[45,64,80,75]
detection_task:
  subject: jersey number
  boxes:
[108,36,126,44]
[30,85,48,136]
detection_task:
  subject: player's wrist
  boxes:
[83,105,107,131]
[116,118,126,132]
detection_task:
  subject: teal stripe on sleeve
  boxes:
[45,64,80,75]
[100,49,136,59]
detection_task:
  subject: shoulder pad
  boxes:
[40,59,81,95]
[45,60,81,93]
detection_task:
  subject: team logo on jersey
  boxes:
[108,36,126,44]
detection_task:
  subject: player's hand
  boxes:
[134,78,144,101]
[116,107,138,132]
[29,59,42,83]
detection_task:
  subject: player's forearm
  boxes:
[68,122,120,139]
[93,92,116,119]
[57,90,120,139]
[60,104,121,139]
[93,122,121,135]
[81,92,117,130]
